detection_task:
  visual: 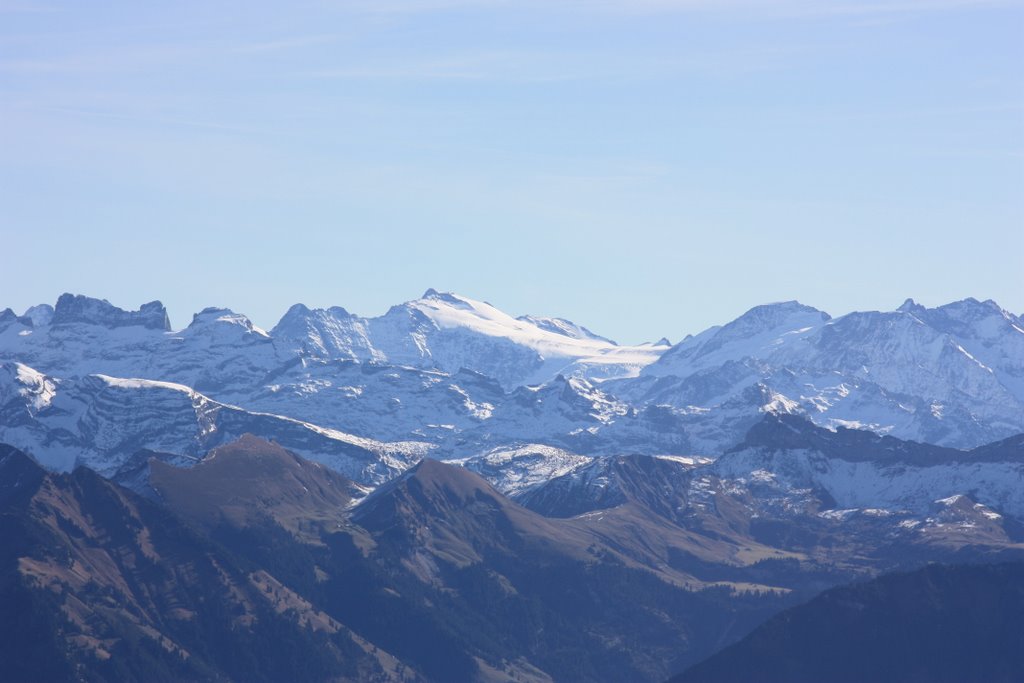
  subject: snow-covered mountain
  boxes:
[238,358,505,443]
[452,443,593,497]
[619,297,1024,449]
[710,414,1024,519]
[0,361,426,484]
[645,301,832,378]
[0,295,285,396]
[0,291,674,469]
[507,414,1024,553]
[272,288,668,388]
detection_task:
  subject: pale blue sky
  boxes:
[2,0,1022,343]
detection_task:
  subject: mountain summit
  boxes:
[270,289,664,387]
[51,293,170,331]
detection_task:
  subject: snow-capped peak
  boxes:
[186,307,269,338]
[268,290,668,388]
[420,288,473,306]
[404,291,615,354]
[645,300,830,377]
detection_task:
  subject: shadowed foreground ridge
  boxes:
[672,562,1024,683]
[0,445,405,683]
[0,439,789,682]
[3,420,1024,682]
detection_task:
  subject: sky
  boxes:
[1,0,1022,344]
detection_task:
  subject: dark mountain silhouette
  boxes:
[671,562,1024,683]
[4,430,1024,682]
[149,434,361,541]
[0,444,411,683]
[125,440,791,682]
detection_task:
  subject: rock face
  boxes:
[52,293,171,330]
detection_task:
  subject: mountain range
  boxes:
[3,431,1020,682]
[0,438,788,682]
[2,291,1023,481]
[1,290,1023,681]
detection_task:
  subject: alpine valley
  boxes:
[1,290,1023,682]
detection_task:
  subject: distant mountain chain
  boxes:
[1,290,1022,476]
[2,288,1022,541]
[1,291,1023,682]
